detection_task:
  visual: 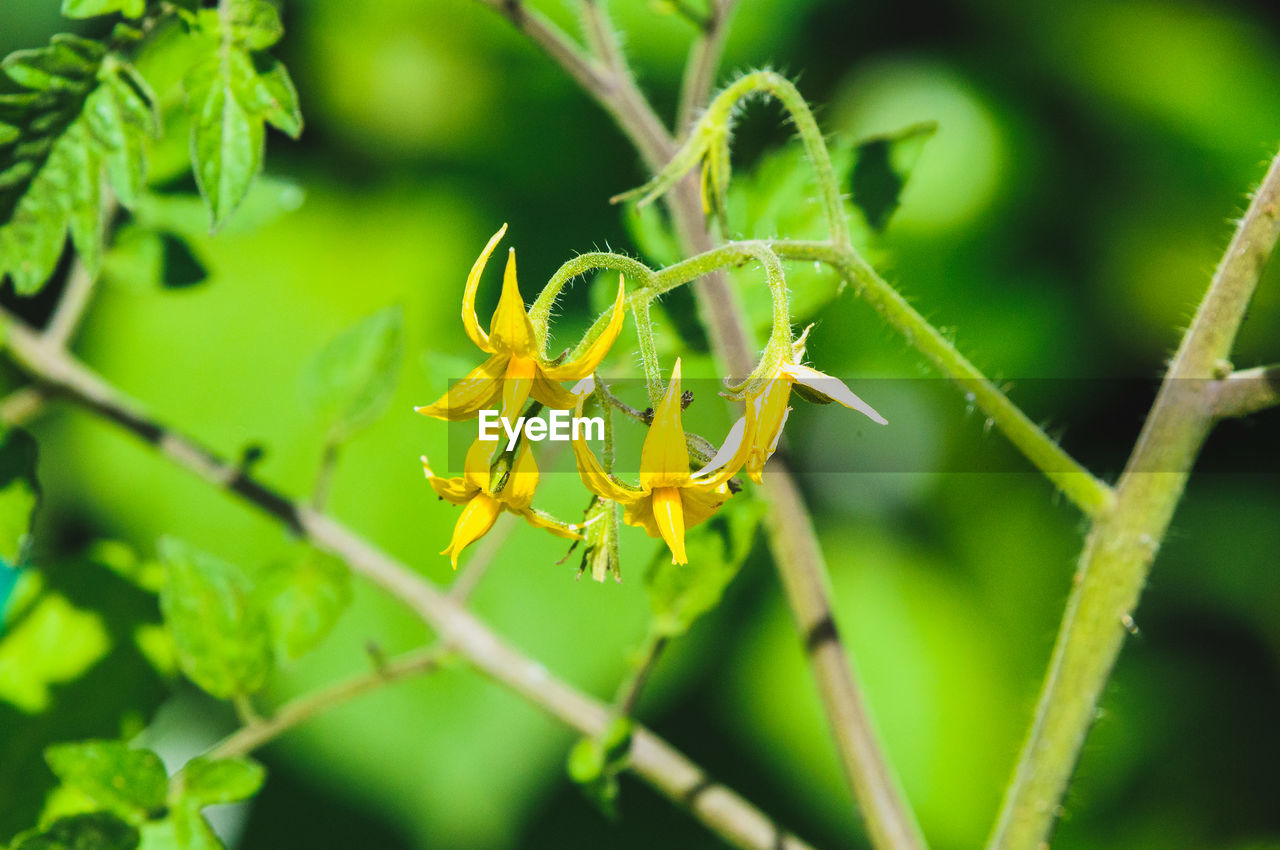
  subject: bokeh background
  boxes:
[3,0,1280,848]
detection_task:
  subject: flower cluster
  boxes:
[416,226,886,574]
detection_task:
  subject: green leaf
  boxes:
[252,546,351,663]
[2,39,101,93]
[44,741,168,821]
[0,577,110,713]
[85,64,159,209]
[61,0,147,19]
[0,429,40,567]
[850,121,936,232]
[566,737,604,784]
[102,226,208,291]
[301,305,404,441]
[176,756,265,807]
[246,55,301,139]
[11,813,140,850]
[169,805,222,850]
[222,0,284,51]
[157,538,272,699]
[184,51,265,231]
[645,497,764,638]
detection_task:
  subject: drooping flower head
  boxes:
[416,225,627,421]
[424,438,580,567]
[742,330,887,483]
[571,360,753,564]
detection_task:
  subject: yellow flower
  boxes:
[744,360,887,484]
[416,224,627,421]
[571,360,753,565]
[423,438,580,568]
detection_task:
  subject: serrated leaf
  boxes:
[184,52,264,231]
[2,41,100,93]
[157,538,272,699]
[645,497,764,638]
[246,55,301,139]
[86,65,159,208]
[301,306,404,441]
[62,0,147,19]
[0,429,40,567]
[176,756,265,807]
[850,121,936,232]
[252,547,351,663]
[44,741,168,821]
[11,812,140,850]
[222,0,284,51]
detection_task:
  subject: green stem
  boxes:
[988,149,1280,850]
[631,296,665,406]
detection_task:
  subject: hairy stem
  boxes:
[1212,364,1280,419]
[0,315,816,850]
[989,149,1280,850]
[676,0,739,135]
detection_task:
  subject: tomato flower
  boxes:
[415,224,627,421]
[423,438,580,567]
[743,356,886,484]
[571,360,752,565]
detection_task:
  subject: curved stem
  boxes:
[0,313,819,850]
[676,0,740,135]
[988,149,1280,850]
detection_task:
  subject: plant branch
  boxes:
[47,259,99,349]
[988,149,1280,850]
[614,633,668,716]
[1212,364,1280,419]
[676,0,739,135]
[0,315,817,850]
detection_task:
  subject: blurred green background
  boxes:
[2,0,1280,848]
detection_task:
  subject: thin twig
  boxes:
[0,316,816,850]
[46,254,98,349]
[310,438,341,511]
[676,0,740,135]
[1212,364,1280,419]
[0,386,47,427]
[989,149,1280,850]
[614,634,667,716]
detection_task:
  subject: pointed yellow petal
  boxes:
[501,355,536,418]
[744,378,792,482]
[542,277,627,380]
[571,399,642,503]
[440,493,502,568]
[488,248,537,356]
[415,354,508,421]
[639,359,691,489]
[501,442,539,509]
[462,224,507,353]
[463,438,496,493]
[691,412,754,488]
[650,486,688,565]
[530,368,581,410]
[422,455,475,505]
[517,507,583,540]
[782,363,887,424]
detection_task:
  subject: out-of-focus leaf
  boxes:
[86,64,159,209]
[11,813,139,850]
[222,0,284,51]
[850,121,936,232]
[102,226,208,291]
[61,0,146,19]
[566,716,631,819]
[184,52,264,231]
[252,546,350,663]
[622,202,680,268]
[0,429,40,568]
[175,756,265,807]
[168,805,222,850]
[157,538,272,699]
[0,577,110,713]
[44,741,167,821]
[645,497,763,638]
[301,305,404,441]
[246,55,301,139]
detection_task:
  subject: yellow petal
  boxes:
[501,441,539,509]
[639,359,691,489]
[691,411,754,488]
[501,355,536,418]
[462,224,507,353]
[530,368,581,410]
[463,438,496,493]
[517,507,583,540]
[745,378,792,482]
[782,363,887,425]
[683,481,731,526]
[440,493,502,568]
[542,277,627,380]
[415,354,508,421]
[488,248,537,356]
[422,455,475,505]
[571,399,642,503]
[650,486,688,564]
